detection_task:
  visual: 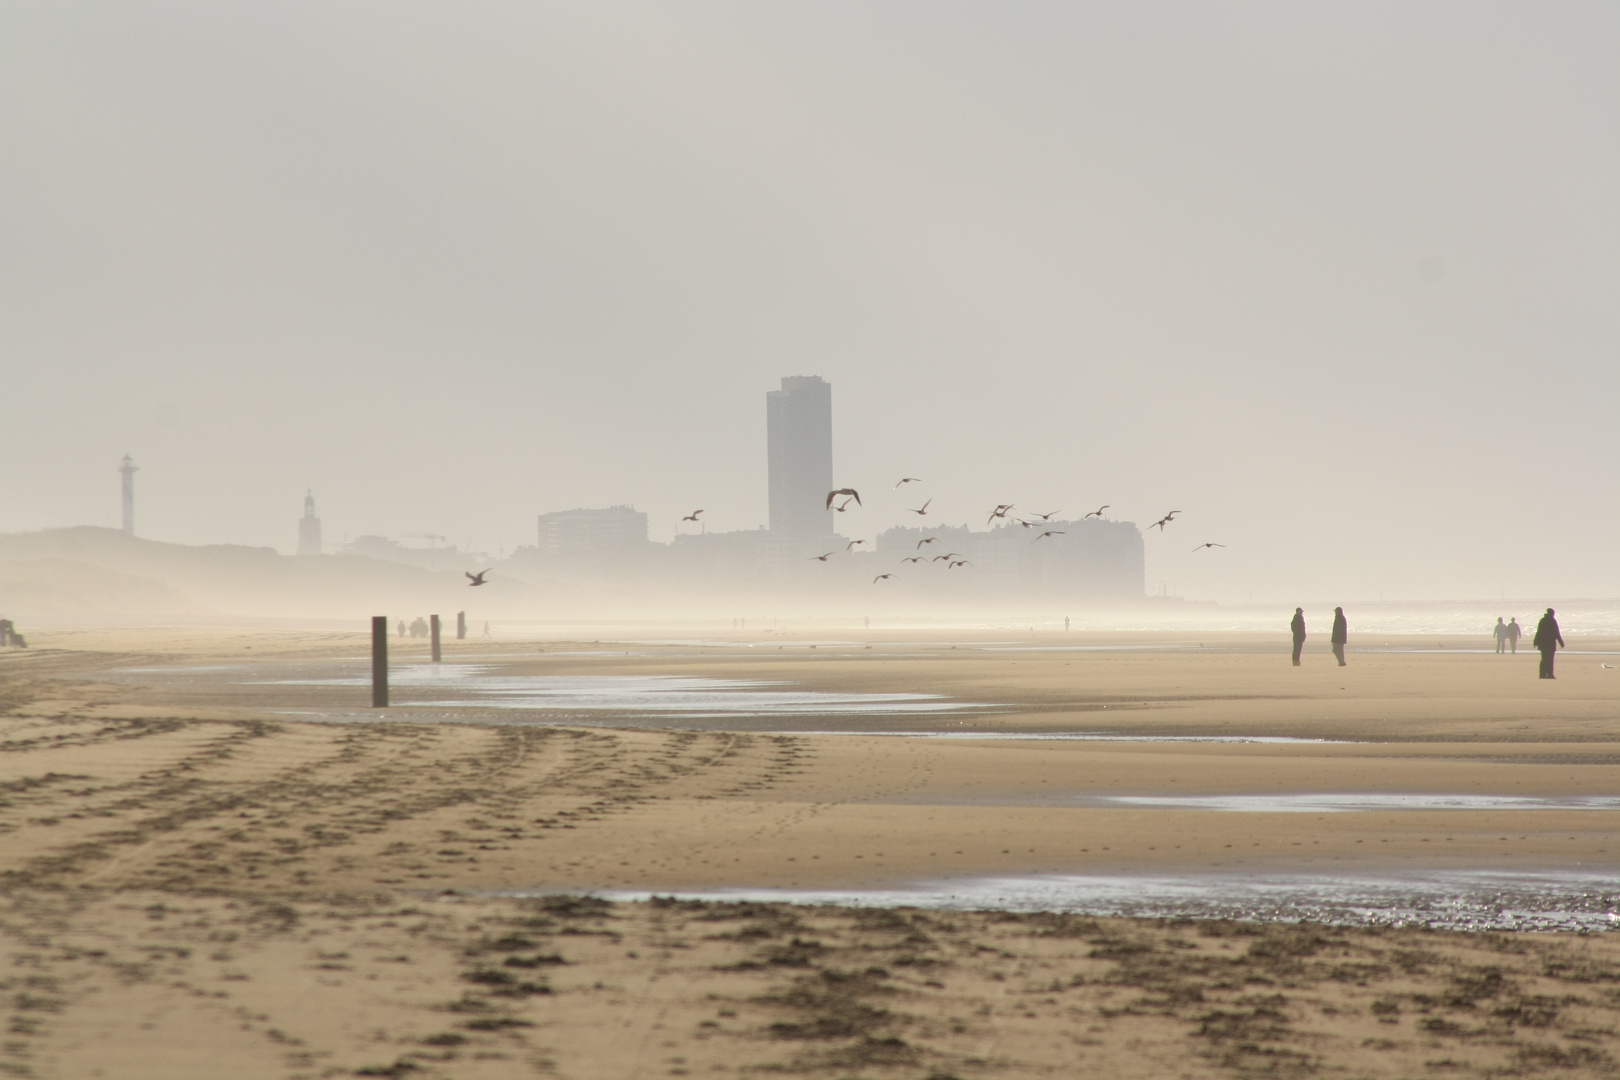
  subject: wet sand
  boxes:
[1,626,1617,1077]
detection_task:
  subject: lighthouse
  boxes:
[297,491,323,556]
[119,455,138,535]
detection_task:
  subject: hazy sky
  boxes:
[3,2,1616,604]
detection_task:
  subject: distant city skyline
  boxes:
[2,3,1614,604]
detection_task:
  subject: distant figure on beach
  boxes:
[410,616,428,638]
[1290,608,1306,666]
[1065,615,1070,632]
[1532,608,1563,679]
[1507,617,1522,654]
[1493,618,1508,654]
[482,621,491,638]
[397,620,406,638]
[1331,607,1348,666]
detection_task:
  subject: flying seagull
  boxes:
[901,556,926,564]
[826,488,862,509]
[873,574,895,584]
[905,498,933,516]
[916,537,937,549]
[932,552,964,562]
[1033,530,1065,542]
[681,509,704,522]
[808,552,836,561]
[1149,511,1183,532]
[1083,505,1110,519]
[893,477,922,489]
[847,539,867,551]
[466,570,490,587]
[832,497,854,512]
[1030,511,1060,521]
[1191,542,1226,552]
[947,559,971,569]
[987,504,1014,524]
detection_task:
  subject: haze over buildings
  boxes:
[1,3,1615,604]
[518,375,1145,605]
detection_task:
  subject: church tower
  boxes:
[297,491,323,556]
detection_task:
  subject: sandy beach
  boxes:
[1,626,1617,1077]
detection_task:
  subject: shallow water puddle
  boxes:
[268,666,990,716]
[1094,793,1620,812]
[577,870,1620,933]
[818,731,1340,744]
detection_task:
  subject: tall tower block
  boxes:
[297,491,323,556]
[766,375,833,536]
[119,455,138,536]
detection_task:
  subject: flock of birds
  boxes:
[683,479,1224,585]
[458,489,1222,590]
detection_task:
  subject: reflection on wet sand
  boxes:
[593,869,1619,933]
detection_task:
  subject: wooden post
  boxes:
[430,614,442,663]
[371,616,388,707]
[456,610,466,640]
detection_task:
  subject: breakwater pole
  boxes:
[430,614,442,663]
[372,616,388,707]
[456,611,466,640]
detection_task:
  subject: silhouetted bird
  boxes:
[1149,511,1182,532]
[906,499,933,516]
[901,557,925,564]
[847,539,867,551]
[948,560,970,569]
[916,537,937,549]
[932,552,963,563]
[987,504,1014,524]
[826,488,862,509]
[1191,542,1225,551]
[1084,505,1110,519]
[808,552,835,562]
[1031,511,1059,521]
[1033,530,1065,542]
[681,510,704,522]
[832,497,854,512]
[466,570,490,587]
[873,574,895,584]
[894,477,922,489]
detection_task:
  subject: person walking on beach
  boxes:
[1507,617,1522,654]
[1533,608,1563,679]
[1331,607,1348,666]
[1493,618,1508,654]
[1290,608,1306,666]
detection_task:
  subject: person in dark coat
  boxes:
[1507,617,1522,653]
[1330,607,1348,666]
[1290,608,1306,666]
[1532,608,1563,679]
